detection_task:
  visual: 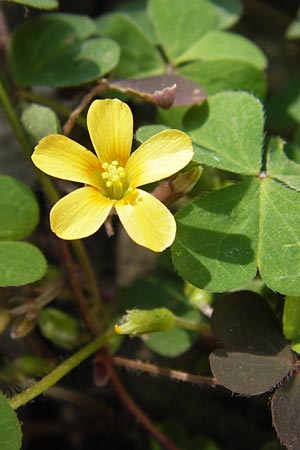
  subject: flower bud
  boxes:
[38,307,81,350]
[115,307,175,336]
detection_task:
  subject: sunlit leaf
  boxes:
[209,0,243,29]
[266,137,300,191]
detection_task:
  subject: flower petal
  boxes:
[125,129,193,187]
[115,189,176,252]
[32,134,103,188]
[50,187,114,240]
[87,99,133,166]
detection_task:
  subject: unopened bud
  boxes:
[115,307,175,336]
[0,310,11,334]
[38,307,80,350]
[171,166,203,196]
[184,282,213,317]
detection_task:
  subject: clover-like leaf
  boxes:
[184,91,264,176]
[177,31,267,69]
[0,391,22,450]
[209,0,243,29]
[266,137,300,191]
[0,176,39,241]
[9,14,119,87]
[0,241,47,287]
[209,292,294,395]
[271,372,300,450]
[148,0,218,62]
[4,0,58,9]
[96,12,163,78]
[179,59,267,98]
[173,177,300,295]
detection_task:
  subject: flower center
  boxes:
[101,160,128,200]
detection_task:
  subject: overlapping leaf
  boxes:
[9,14,119,87]
[0,392,22,450]
[173,91,300,295]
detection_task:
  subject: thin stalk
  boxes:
[174,316,211,334]
[9,331,111,410]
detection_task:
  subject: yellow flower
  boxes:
[31,99,193,252]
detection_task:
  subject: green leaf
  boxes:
[0,241,47,287]
[148,0,218,62]
[136,124,170,143]
[21,104,60,146]
[0,391,22,450]
[173,177,300,295]
[179,59,267,98]
[209,0,243,29]
[183,91,264,175]
[283,296,300,351]
[96,12,163,78]
[9,14,120,87]
[145,310,200,357]
[258,179,300,296]
[209,292,293,395]
[0,176,39,240]
[4,0,58,9]
[172,178,259,292]
[266,137,300,191]
[116,0,158,43]
[177,31,267,69]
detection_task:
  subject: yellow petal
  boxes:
[115,189,176,252]
[125,129,193,187]
[32,134,103,188]
[50,187,114,240]
[87,99,133,166]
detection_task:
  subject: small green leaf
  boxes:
[96,12,163,78]
[183,91,264,175]
[209,0,243,29]
[148,0,218,62]
[21,104,60,146]
[177,31,267,69]
[179,59,267,98]
[9,14,120,87]
[0,391,22,450]
[0,241,47,287]
[283,296,300,349]
[4,0,58,9]
[266,137,300,191]
[146,310,200,357]
[136,124,170,143]
[0,176,39,240]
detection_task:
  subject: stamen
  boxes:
[101,160,128,200]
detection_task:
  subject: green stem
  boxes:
[174,316,210,334]
[9,331,111,410]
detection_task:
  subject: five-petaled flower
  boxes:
[31,99,193,252]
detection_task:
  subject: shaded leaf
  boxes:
[173,177,300,295]
[110,74,206,108]
[0,176,39,240]
[148,0,218,62]
[116,0,158,43]
[266,137,300,191]
[21,104,60,146]
[135,124,169,143]
[272,372,300,450]
[4,0,58,9]
[0,241,47,287]
[9,14,119,87]
[96,12,163,78]
[0,391,22,450]
[179,59,267,98]
[177,30,267,69]
[172,178,259,292]
[184,91,264,175]
[209,292,293,395]
[283,296,300,352]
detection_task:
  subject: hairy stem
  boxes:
[9,332,111,410]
